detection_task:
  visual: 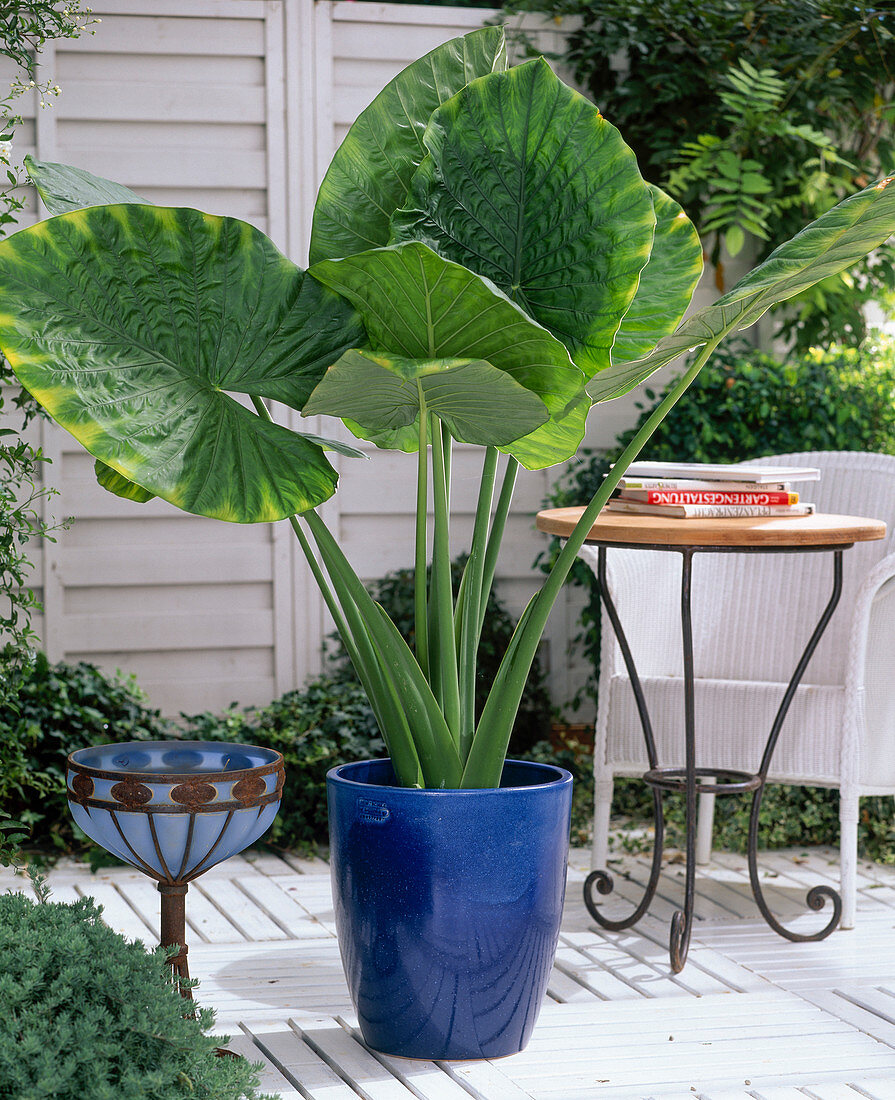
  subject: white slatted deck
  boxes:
[5,845,895,1099]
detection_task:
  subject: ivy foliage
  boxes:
[0,654,175,855]
[499,0,895,349]
[182,678,385,852]
[0,891,275,1100]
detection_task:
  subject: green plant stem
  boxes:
[430,419,461,744]
[415,393,429,679]
[478,456,518,636]
[304,508,458,785]
[457,446,499,758]
[462,344,715,787]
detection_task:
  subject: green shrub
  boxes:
[0,654,175,853]
[499,0,895,349]
[610,778,895,865]
[182,676,385,851]
[0,890,274,1100]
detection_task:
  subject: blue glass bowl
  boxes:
[67,741,284,883]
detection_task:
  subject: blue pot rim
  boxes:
[68,740,284,781]
[327,757,572,795]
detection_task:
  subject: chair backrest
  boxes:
[691,451,895,685]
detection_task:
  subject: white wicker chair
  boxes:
[578,451,895,929]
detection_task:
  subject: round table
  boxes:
[536,507,887,972]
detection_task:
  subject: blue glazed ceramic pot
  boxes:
[327,758,573,1060]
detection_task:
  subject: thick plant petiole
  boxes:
[431,419,461,745]
[478,457,518,636]
[304,508,463,788]
[457,446,498,758]
[415,394,429,679]
[461,344,716,787]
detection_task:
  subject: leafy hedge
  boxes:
[0,890,274,1100]
[498,0,895,350]
[0,653,175,855]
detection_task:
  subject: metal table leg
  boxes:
[583,542,846,971]
[583,546,666,932]
[746,549,845,940]
[669,549,697,971]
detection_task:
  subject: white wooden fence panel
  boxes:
[3,0,685,718]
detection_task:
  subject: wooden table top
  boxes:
[536,507,888,548]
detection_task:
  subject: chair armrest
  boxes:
[841,551,895,790]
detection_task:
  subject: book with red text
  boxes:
[618,489,799,506]
[605,500,817,519]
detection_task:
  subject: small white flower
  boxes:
[0,141,12,159]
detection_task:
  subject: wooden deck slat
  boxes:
[195,877,289,941]
[7,846,895,1098]
[241,1018,364,1100]
[235,873,335,939]
[297,1017,424,1099]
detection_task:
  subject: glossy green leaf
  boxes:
[95,460,155,503]
[309,26,507,264]
[25,154,145,214]
[587,173,895,403]
[304,348,548,446]
[390,58,656,378]
[24,160,369,487]
[309,242,587,469]
[611,184,703,365]
[0,204,367,522]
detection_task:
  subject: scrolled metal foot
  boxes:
[669,909,691,973]
[747,785,842,942]
[746,551,844,945]
[583,869,650,931]
[807,884,841,915]
[586,869,614,898]
[583,788,665,932]
[748,870,842,942]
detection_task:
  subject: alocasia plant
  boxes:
[0,27,892,788]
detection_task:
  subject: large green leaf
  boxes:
[25,154,146,214]
[309,242,587,469]
[303,349,548,446]
[611,184,703,365]
[587,173,895,403]
[0,204,368,522]
[309,26,507,264]
[389,58,656,378]
[24,158,368,505]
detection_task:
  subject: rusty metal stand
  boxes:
[158,881,192,999]
[584,542,846,972]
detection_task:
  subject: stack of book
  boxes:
[605,461,821,519]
